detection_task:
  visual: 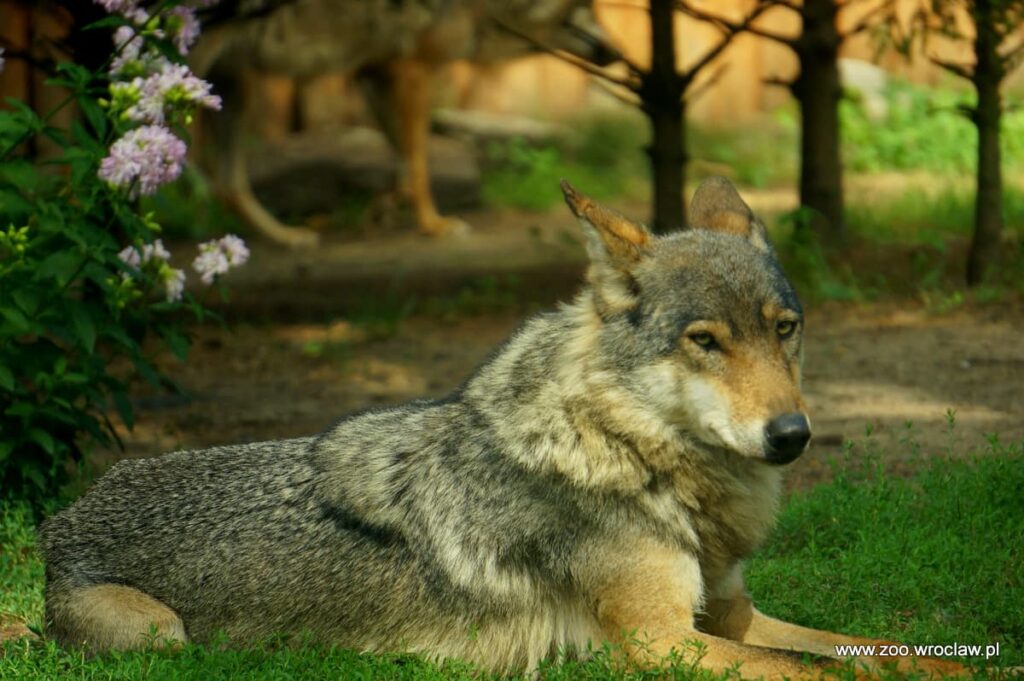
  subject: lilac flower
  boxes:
[192,242,230,285]
[94,0,139,13]
[117,244,142,269]
[218,234,250,266]
[161,266,186,302]
[99,125,188,198]
[117,238,171,279]
[166,6,202,54]
[192,235,249,284]
[110,25,145,75]
[122,64,221,124]
[142,239,171,263]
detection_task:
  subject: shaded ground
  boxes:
[108,204,1024,493]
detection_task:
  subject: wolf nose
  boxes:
[764,413,811,464]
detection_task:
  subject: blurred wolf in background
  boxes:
[40,178,968,679]
[191,0,619,246]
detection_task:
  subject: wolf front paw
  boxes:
[418,214,470,238]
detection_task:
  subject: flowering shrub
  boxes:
[0,0,244,508]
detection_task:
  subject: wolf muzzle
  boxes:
[763,413,811,465]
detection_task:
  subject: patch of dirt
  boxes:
[0,615,35,646]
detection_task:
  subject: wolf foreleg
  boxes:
[390,59,469,237]
[585,541,840,679]
[699,577,972,678]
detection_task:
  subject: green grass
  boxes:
[2,436,1021,678]
[845,184,1024,244]
[480,111,648,211]
[768,180,1024,303]
[747,436,1023,662]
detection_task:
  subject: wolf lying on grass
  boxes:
[40,178,969,678]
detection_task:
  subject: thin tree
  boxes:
[894,1,1024,284]
[551,0,774,232]
[680,0,887,245]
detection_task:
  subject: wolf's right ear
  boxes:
[560,179,651,270]
[688,176,772,254]
[561,179,651,316]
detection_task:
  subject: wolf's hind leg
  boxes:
[48,584,188,653]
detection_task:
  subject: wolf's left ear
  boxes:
[560,179,651,269]
[688,177,772,254]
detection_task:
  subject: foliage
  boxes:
[775,208,862,301]
[0,3,238,510]
[690,109,799,189]
[2,437,1021,676]
[771,183,1024,301]
[841,80,1024,174]
[481,112,646,211]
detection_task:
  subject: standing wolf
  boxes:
[41,179,967,679]
[194,0,618,246]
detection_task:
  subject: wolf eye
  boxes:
[688,331,718,350]
[776,320,797,339]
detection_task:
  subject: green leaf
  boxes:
[162,327,190,360]
[36,250,84,286]
[69,305,97,352]
[2,97,41,126]
[11,289,40,316]
[111,390,134,430]
[0,160,40,190]
[0,306,32,334]
[0,365,13,391]
[27,428,56,455]
[82,15,129,31]
[5,402,35,419]
[78,96,108,138]
[0,188,35,218]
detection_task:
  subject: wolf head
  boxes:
[561,178,809,465]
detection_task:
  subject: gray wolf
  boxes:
[194,0,618,246]
[40,178,967,678]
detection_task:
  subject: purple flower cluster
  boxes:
[118,235,248,301]
[97,0,220,197]
[193,234,251,284]
[99,125,187,197]
[167,6,202,54]
[117,239,187,302]
[119,63,222,125]
[117,238,171,270]
[99,0,246,304]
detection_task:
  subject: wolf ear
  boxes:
[560,179,651,269]
[561,179,651,316]
[688,176,772,254]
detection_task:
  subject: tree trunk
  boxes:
[642,0,686,233]
[967,0,1004,286]
[793,0,845,244]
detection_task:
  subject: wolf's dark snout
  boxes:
[764,414,811,464]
